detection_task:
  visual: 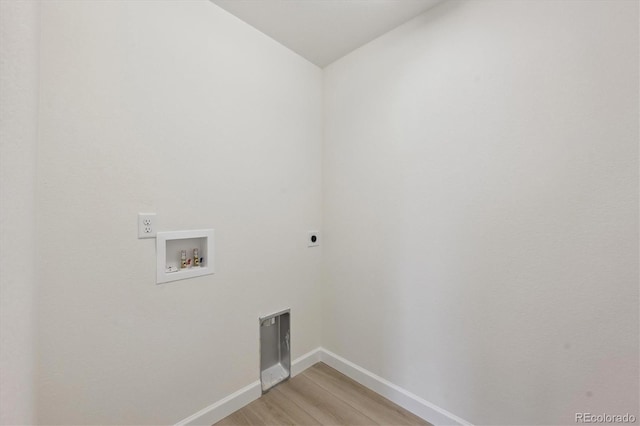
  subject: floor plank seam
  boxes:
[301,367,381,425]
[302,368,383,425]
[272,386,320,425]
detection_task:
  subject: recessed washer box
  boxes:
[259,309,290,393]
[156,229,214,284]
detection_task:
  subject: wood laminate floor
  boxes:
[214,362,431,426]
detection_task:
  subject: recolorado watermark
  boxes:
[576,413,637,423]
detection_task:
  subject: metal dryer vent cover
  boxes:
[259,309,291,393]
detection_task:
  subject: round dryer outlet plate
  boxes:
[308,231,320,247]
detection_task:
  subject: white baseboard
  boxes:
[291,347,322,377]
[176,347,471,426]
[175,348,322,426]
[175,380,261,426]
[319,348,473,426]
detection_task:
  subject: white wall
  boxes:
[0,1,39,424]
[323,0,639,424]
[36,1,322,424]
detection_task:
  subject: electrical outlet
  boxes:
[138,213,156,238]
[308,231,319,247]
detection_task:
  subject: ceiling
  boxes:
[210,0,443,68]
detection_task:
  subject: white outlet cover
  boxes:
[308,231,320,247]
[138,213,156,239]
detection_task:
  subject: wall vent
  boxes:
[259,309,290,393]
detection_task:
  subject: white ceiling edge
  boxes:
[210,0,443,68]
